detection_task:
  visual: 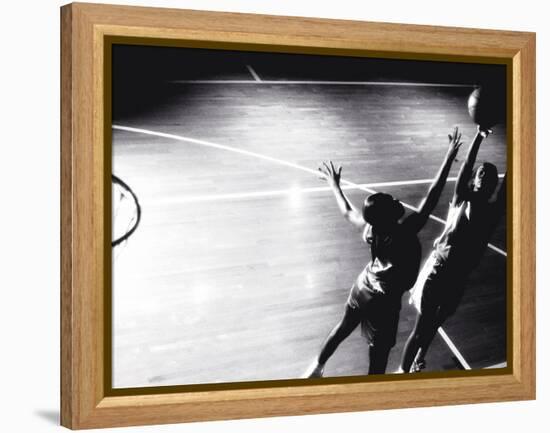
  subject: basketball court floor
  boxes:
[111,47,507,388]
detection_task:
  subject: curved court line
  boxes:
[113,124,322,177]
[113,124,507,370]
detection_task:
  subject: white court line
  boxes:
[168,79,475,88]
[145,181,434,206]
[245,65,262,82]
[113,124,507,370]
[113,125,322,177]
[484,361,508,369]
[147,185,344,205]
[146,175,505,204]
[437,328,472,370]
[144,183,439,206]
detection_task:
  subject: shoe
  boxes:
[411,359,426,373]
[303,361,325,378]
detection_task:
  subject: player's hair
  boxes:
[362,192,405,226]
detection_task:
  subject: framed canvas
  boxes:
[60,2,535,429]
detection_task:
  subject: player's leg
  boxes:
[303,303,362,378]
[366,303,399,375]
[413,282,465,369]
[413,287,464,368]
[400,262,450,373]
[411,311,443,371]
[368,343,392,374]
[318,304,362,364]
[400,305,438,373]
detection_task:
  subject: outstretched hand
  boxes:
[447,126,463,158]
[318,161,342,189]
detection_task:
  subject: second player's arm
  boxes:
[453,127,490,205]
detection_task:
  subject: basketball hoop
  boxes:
[112,174,141,248]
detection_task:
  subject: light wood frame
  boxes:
[60,2,536,429]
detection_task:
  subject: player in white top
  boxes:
[304,128,463,378]
[399,126,506,373]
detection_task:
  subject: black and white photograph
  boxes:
[111,45,507,389]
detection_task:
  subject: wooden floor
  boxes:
[111,51,507,388]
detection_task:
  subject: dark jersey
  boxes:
[434,199,500,272]
[356,214,422,299]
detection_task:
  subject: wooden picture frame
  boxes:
[60,2,535,429]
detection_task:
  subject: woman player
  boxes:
[399,126,506,373]
[304,127,464,377]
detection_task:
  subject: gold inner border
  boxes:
[103,35,513,398]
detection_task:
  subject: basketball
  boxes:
[467,86,505,129]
